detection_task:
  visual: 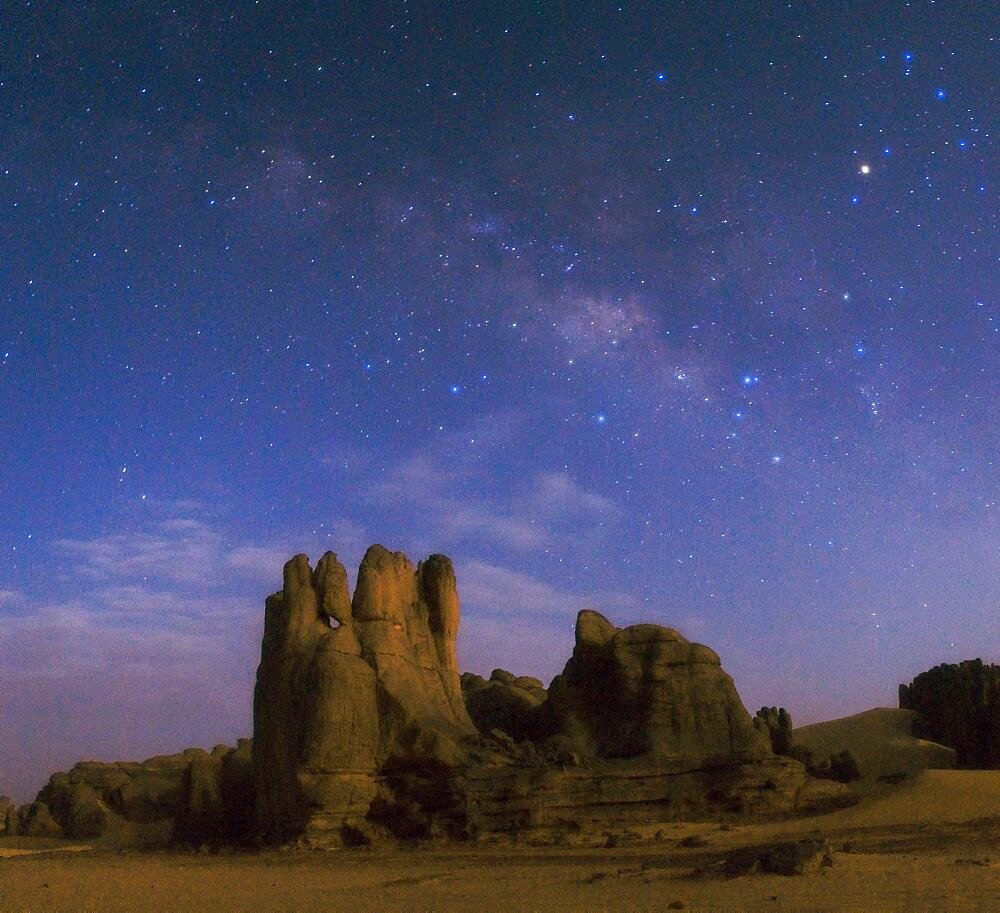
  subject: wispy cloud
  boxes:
[369,436,619,553]
[0,511,309,801]
[455,557,643,683]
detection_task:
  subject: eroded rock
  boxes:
[253,546,475,845]
[537,611,771,761]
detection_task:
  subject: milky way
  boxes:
[0,2,996,800]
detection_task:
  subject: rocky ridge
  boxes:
[3,544,851,846]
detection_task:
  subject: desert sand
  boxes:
[4,766,1000,913]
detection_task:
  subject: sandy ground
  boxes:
[4,770,1000,913]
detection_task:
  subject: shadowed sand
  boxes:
[4,765,1000,913]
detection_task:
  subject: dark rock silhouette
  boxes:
[899,659,1000,768]
[754,707,794,756]
[461,669,546,742]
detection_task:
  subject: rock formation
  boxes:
[461,670,547,742]
[253,546,475,845]
[754,707,794,756]
[5,742,253,845]
[10,543,853,848]
[899,660,1000,768]
[536,611,771,761]
[254,555,849,845]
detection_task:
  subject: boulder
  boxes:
[723,838,834,876]
[461,670,546,742]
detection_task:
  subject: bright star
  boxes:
[859,164,871,175]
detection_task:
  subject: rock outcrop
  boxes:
[755,707,794,756]
[900,660,1000,768]
[461,670,547,742]
[7,743,254,845]
[536,611,771,761]
[253,546,476,845]
[254,555,848,846]
[11,543,852,849]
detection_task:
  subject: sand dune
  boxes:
[794,706,956,783]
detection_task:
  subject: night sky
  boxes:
[1,2,996,801]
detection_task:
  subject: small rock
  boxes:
[723,838,833,876]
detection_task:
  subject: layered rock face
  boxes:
[253,546,475,844]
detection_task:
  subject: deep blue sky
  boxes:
[1,1,996,801]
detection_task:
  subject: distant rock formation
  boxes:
[900,660,1000,767]
[4,742,253,845]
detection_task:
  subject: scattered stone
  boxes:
[680,835,709,848]
[723,838,833,876]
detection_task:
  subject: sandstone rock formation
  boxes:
[11,543,851,849]
[536,611,771,761]
[253,546,476,845]
[900,660,1000,768]
[754,707,794,756]
[254,557,849,846]
[461,669,547,742]
[7,743,253,845]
